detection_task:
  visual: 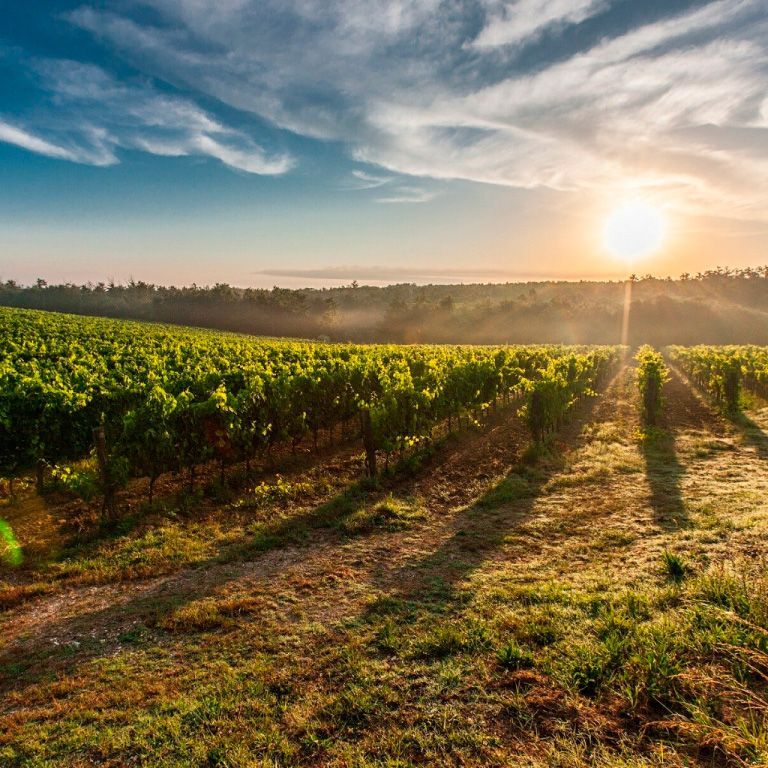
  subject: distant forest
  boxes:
[2,267,767,345]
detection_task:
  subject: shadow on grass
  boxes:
[0,468,381,692]
[0,370,621,696]
[0,426,501,691]
[637,365,727,531]
[640,428,686,529]
[54,436,365,555]
[365,380,616,621]
[223,476,379,558]
[731,412,768,460]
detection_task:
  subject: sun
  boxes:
[603,200,665,261]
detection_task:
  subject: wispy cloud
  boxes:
[375,186,436,204]
[8,0,766,218]
[256,265,558,281]
[0,120,84,162]
[346,169,393,189]
[471,0,608,48]
[0,58,293,174]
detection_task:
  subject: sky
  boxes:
[1,0,767,288]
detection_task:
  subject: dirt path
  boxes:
[0,384,533,666]
[0,365,713,663]
[3,360,768,762]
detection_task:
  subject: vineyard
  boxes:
[668,344,768,412]
[0,308,619,509]
[1,310,768,767]
[634,346,668,425]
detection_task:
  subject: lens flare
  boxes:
[0,519,22,567]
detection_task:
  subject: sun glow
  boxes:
[603,200,665,261]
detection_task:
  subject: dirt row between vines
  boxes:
[2,361,767,766]
[0,363,755,667]
[0,381,535,670]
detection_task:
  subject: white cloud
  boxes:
[472,0,608,48]
[192,135,293,174]
[4,59,293,174]
[376,186,436,204]
[0,120,90,163]
[346,169,393,189]
[27,0,768,217]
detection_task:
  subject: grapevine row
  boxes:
[635,346,669,425]
[667,345,768,413]
[0,308,620,502]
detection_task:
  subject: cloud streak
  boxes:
[375,186,436,204]
[63,0,768,219]
[346,169,393,189]
[5,0,767,220]
[0,58,293,174]
[0,120,82,162]
[471,0,608,48]
[256,265,569,281]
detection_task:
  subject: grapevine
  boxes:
[0,308,622,499]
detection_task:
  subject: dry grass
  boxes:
[1,365,768,766]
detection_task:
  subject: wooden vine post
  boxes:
[360,408,377,477]
[93,425,117,522]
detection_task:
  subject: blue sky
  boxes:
[1,0,767,287]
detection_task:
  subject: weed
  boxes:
[477,472,536,508]
[568,644,611,696]
[372,622,400,655]
[340,495,426,535]
[662,550,689,584]
[497,641,534,670]
[156,598,235,633]
[118,626,147,644]
[232,476,313,509]
[415,620,492,660]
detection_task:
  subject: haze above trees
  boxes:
[2,267,767,346]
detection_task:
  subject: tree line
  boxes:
[1,267,767,345]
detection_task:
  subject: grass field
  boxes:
[2,362,768,767]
